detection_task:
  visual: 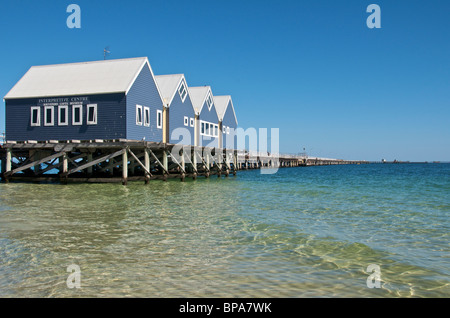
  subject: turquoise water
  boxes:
[0,163,448,297]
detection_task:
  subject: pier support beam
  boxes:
[122,150,128,185]
[4,148,12,183]
[144,149,150,184]
[87,153,93,175]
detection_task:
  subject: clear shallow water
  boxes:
[0,163,448,297]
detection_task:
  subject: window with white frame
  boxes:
[58,105,69,126]
[136,105,143,126]
[87,104,97,125]
[190,118,194,127]
[206,93,213,111]
[30,107,41,127]
[227,126,230,135]
[157,109,162,129]
[44,106,54,126]
[184,116,189,126]
[178,80,187,102]
[223,125,226,134]
[200,120,218,137]
[143,107,150,127]
[72,104,83,125]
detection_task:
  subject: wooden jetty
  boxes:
[0,140,369,184]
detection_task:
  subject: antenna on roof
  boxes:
[103,46,110,60]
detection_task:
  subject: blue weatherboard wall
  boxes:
[5,93,126,141]
[126,63,163,142]
[168,89,195,145]
[221,101,237,150]
[199,100,219,147]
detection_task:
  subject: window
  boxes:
[72,105,83,125]
[223,126,226,134]
[227,126,230,135]
[58,105,68,126]
[87,104,97,125]
[30,107,41,127]
[144,107,150,127]
[200,120,219,137]
[184,116,189,126]
[206,93,213,111]
[44,106,54,126]
[136,105,143,126]
[190,118,194,127]
[178,81,187,102]
[157,109,162,129]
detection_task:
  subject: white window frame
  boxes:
[156,109,163,129]
[200,120,219,137]
[30,106,41,127]
[87,104,97,125]
[44,106,55,126]
[190,118,194,127]
[136,105,143,126]
[58,105,69,126]
[223,125,226,134]
[184,116,189,126]
[206,93,213,111]
[178,80,187,103]
[227,126,230,135]
[143,106,150,127]
[72,104,83,125]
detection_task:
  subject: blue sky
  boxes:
[0,0,449,161]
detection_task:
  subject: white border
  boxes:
[136,104,143,126]
[44,105,54,126]
[143,106,150,127]
[30,106,41,127]
[58,105,69,126]
[87,104,97,125]
[72,104,83,125]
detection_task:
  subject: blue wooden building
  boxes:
[154,74,195,146]
[214,95,238,150]
[4,57,164,142]
[188,86,219,148]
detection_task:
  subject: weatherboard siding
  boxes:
[125,63,164,142]
[168,90,196,145]
[5,93,126,141]
[221,101,237,149]
[199,100,219,147]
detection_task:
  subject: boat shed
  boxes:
[214,95,238,150]
[4,57,164,142]
[154,74,196,146]
[188,86,219,148]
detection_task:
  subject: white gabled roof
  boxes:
[4,57,153,99]
[154,74,184,106]
[214,95,238,125]
[188,86,212,115]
